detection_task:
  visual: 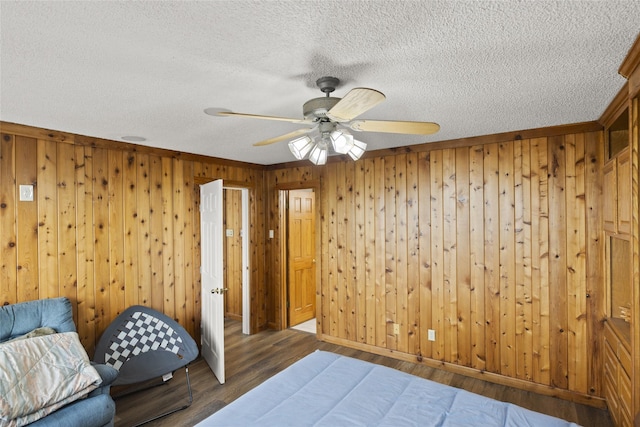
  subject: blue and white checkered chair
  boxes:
[94,305,198,424]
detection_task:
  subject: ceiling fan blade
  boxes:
[326,88,386,122]
[348,119,440,135]
[210,109,312,124]
[253,128,314,146]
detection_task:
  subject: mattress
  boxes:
[197,350,580,426]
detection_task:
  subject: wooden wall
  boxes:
[265,124,606,404]
[1,119,608,405]
[0,122,267,355]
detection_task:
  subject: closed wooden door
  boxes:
[288,190,316,326]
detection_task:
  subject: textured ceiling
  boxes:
[1,1,639,165]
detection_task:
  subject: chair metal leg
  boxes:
[125,365,194,427]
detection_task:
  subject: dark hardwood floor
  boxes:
[113,320,612,427]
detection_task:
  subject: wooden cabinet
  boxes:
[604,160,617,233]
[604,321,633,427]
[603,149,631,235]
[616,149,631,234]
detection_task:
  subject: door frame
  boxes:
[277,180,321,331]
[196,178,251,335]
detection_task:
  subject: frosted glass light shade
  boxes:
[308,141,328,165]
[330,129,354,154]
[347,139,367,160]
[288,136,314,160]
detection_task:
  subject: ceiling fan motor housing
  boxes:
[303,97,340,121]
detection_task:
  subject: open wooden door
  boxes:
[200,179,225,384]
[288,190,316,326]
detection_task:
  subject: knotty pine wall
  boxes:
[0,122,267,356]
[266,124,606,404]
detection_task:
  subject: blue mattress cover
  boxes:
[197,350,581,426]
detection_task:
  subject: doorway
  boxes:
[285,189,317,329]
[199,180,250,384]
[222,187,250,334]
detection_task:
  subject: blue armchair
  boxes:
[0,297,117,427]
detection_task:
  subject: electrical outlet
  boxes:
[428,329,436,341]
[393,323,400,335]
[19,185,33,201]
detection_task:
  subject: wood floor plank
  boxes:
[114,320,612,427]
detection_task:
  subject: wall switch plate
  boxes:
[226,229,234,237]
[428,329,436,341]
[269,229,274,239]
[19,185,34,201]
[393,323,400,335]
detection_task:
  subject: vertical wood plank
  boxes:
[520,139,534,381]
[92,148,110,337]
[326,163,339,337]
[456,148,471,367]
[173,158,186,324]
[585,131,604,396]
[469,145,486,371]
[123,152,139,309]
[0,134,17,305]
[483,143,500,373]
[567,133,588,394]
[499,142,516,378]
[183,161,196,338]
[335,162,347,339]
[75,146,96,353]
[137,154,152,307]
[535,137,551,385]
[406,153,420,356]
[162,157,175,319]
[15,137,39,303]
[108,150,125,320]
[384,156,397,350]
[354,160,367,343]
[430,150,445,361]
[548,135,568,389]
[418,152,432,360]
[442,149,458,363]
[374,157,387,348]
[345,161,356,341]
[149,155,164,312]
[37,139,58,300]
[57,142,77,308]
[364,158,376,345]
[395,154,408,353]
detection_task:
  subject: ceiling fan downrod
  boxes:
[316,76,339,97]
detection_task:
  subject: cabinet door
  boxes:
[616,149,631,234]
[618,369,632,426]
[603,339,620,425]
[603,160,617,233]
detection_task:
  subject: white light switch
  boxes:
[226,229,234,237]
[269,230,274,239]
[19,185,33,201]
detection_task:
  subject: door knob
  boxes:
[211,288,229,294]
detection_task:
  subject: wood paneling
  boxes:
[266,129,605,405]
[1,118,609,407]
[0,122,267,355]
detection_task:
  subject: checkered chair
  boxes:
[93,305,198,424]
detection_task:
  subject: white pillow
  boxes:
[0,332,102,426]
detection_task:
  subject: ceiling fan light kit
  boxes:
[208,76,439,165]
[288,135,315,160]
[308,140,328,165]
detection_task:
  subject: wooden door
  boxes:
[288,190,316,327]
[200,179,225,384]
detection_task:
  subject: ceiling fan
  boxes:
[205,76,440,165]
